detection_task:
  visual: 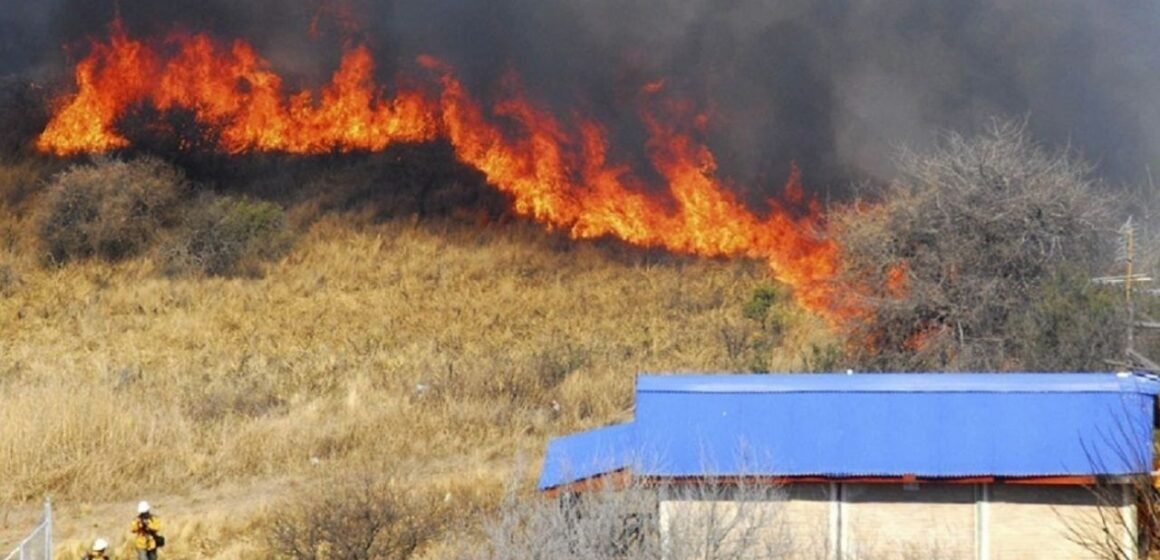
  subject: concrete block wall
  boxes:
[660,482,1135,560]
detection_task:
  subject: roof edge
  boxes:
[635,372,1160,395]
[537,422,636,491]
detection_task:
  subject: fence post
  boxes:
[43,498,51,560]
[4,497,52,560]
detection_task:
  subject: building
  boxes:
[538,373,1160,559]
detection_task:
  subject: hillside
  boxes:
[0,206,827,558]
[2,1,1157,555]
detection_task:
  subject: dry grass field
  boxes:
[0,177,834,557]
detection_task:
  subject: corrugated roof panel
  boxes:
[538,422,635,490]
[539,373,1160,490]
[633,389,1154,478]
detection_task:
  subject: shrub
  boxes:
[799,342,844,373]
[832,121,1120,371]
[163,194,292,277]
[0,160,56,210]
[719,283,793,372]
[1010,269,1125,371]
[182,374,286,424]
[742,284,789,333]
[265,471,447,560]
[35,157,184,264]
[299,144,507,223]
[0,263,18,297]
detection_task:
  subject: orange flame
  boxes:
[903,323,949,353]
[37,24,438,155]
[885,262,909,298]
[35,22,156,155]
[36,24,852,320]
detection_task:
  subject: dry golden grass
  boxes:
[0,208,836,557]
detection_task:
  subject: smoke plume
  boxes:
[4,0,1159,191]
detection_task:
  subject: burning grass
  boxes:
[0,207,832,557]
[33,21,847,321]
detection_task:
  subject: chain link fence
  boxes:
[3,499,52,560]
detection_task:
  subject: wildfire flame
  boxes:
[37,22,439,155]
[36,23,851,319]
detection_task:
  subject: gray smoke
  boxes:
[3,0,1159,192]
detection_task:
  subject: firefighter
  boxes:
[82,538,110,560]
[130,501,164,559]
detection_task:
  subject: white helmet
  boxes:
[92,538,108,551]
[137,501,150,514]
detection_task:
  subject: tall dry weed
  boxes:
[0,214,823,557]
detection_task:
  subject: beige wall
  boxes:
[781,484,834,560]
[659,482,1135,560]
[844,483,975,559]
[989,484,1132,560]
[658,498,797,559]
[658,484,832,560]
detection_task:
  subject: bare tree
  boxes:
[832,120,1123,371]
[1069,475,1153,560]
[461,474,795,560]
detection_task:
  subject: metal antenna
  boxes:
[1097,217,1160,371]
[1123,217,1135,355]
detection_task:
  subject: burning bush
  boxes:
[35,156,184,264]
[162,194,291,277]
[118,104,231,182]
[833,121,1122,371]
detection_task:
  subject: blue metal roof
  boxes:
[538,373,1160,490]
[539,423,635,489]
[637,373,1160,394]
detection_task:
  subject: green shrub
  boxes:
[164,194,292,277]
[1012,269,1125,371]
[35,157,184,264]
[742,283,789,334]
[800,343,844,373]
[725,283,793,372]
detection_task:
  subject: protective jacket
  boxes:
[131,514,163,551]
